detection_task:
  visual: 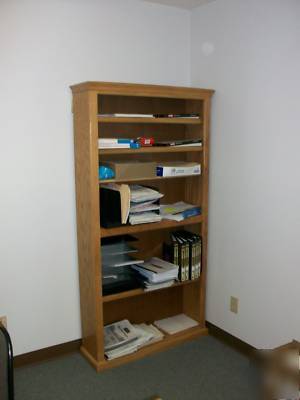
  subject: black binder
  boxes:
[100,187,122,228]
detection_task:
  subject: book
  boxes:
[98,113,154,118]
[129,212,162,225]
[163,230,202,281]
[153,139,202,147]
[98,138,135,144]
[156,162,201,177]
[154,314,199,335]
[173,230,202,279]
[100,183,131,225]
[144,279,175,292]
[130,185,164,203]
[153,113,200,119]
[131,257,179,284]
[98,142,140,149]
[160,201,201,222]
[161,207,201,222]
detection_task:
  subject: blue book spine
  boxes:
[181,207,201,219]
[130,142,140,149]
[156,166,163,176]
[117,139,135,144]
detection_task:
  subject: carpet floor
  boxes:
[15,336,260,400]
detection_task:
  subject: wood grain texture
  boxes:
[70,81,214,99]
[98,146,203,155]
[73,90,104,362]
[101,215,204,238]
[198,98,211,327]
[98,117,201,125]
[81,326,208,372]
[103,279,200,303]
[71,81,214,371]
[99,174,201,184]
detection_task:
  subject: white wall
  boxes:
[0,0,190,355]
[191,0,300,348]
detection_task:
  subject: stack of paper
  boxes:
[131,257,178,291]
[104,319,164,360]
[129,185,163,225]
[98,138,139,149]
[154,314,199,335]
[160,201,201,222]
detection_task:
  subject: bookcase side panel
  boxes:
[73,90,104,362]
[199,97,212,327]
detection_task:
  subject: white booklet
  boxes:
[154,314,199,335]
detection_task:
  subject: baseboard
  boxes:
[206,321,257,358]
[14,323,256,368]
[14,339,81,368]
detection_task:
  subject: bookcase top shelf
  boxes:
[98,146,203,155]
[98,117,202,125]
[70,81,214,99]
[101,215,204,238]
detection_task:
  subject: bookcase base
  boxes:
[81,326,208,372]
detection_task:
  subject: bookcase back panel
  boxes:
[132,225,202,261]
[99,176,202,205]
[98,123,187,142]
[98,95,203,117]
[103,286,183,325]
[99,151,189,163]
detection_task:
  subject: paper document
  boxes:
[104,320,138,351]
[154,314,198,335]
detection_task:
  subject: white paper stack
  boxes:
[132,257,178,291]
[129,185,163,225]
[154,314,199,335]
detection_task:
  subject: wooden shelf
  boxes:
[98,117,202,125]
[81,325,208,371]
[98,146,203,155]
[71,81,213,372]
[101,215,204,238]
[99,174,200,184]
[103,278,201,303]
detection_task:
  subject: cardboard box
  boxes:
[105,161,157,180]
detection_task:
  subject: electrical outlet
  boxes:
[0,316,7,328]
[230,297,239,314]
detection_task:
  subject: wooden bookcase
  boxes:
[70,81,214,371]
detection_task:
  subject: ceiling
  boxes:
[142,0,216,10]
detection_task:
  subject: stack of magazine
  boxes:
[104,319,164,360]
[129,185,163,225]
[131,257,179,291]
[160,201,201,222]
[100,184,163,226]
